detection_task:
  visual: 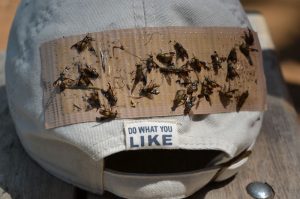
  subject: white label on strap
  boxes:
[124,121,178,149]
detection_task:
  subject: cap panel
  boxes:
[103,168,219,199]
[8,104,104,193]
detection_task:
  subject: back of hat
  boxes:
[5,0,265,198]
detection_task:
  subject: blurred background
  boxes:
[0,0,299,120]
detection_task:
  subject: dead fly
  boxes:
[218,86,238,108]
[239,43,258,66]
[198,77,220,106]
[79,64,99,79]
[156,52,175,66]
[160,70,172,85]
[71,34,97,57]
[101,83,118,107]
[204,77,220,88]
[174,42,189,61]
[139,81,160,99]
[226,62,239,81]
[243,28,255,46]
[77,72,93,88]
[131,64,147,93]
[189,57,209,72]
[236,90,249,112]
[184,96,196,115]
[160,66,191,86]
[227,48,238,64]
[171,90,187,111]
[53,72,75,92]
[86,91,101,111]
[240,28,258,65]
[186,80,199,95]
[198,83,213,106]
[159,66,191,77]
[145,55,159,73]
[211,51,226,75]
[176,76,192,87]
[97,107,118,121]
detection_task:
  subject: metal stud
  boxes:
[246,182,275,199]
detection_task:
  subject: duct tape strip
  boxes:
[40,27,266,129]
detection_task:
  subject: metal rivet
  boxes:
[246,182,275,199]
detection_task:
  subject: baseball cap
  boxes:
[5,0,264,198]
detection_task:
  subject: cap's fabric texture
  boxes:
[5,0,263,198]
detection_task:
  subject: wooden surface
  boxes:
[1,16,300,199]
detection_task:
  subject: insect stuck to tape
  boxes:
[131,64,147,93]
[139,81,160,99]
[159,65,192,77]
[145,55,159,73]
[77,71,93,88]
[174,42,189,61]
[240,28,258,65]
[227,48,238,64]
[186,80,199,95]
[236,90,249,112]
[226,48,239,81]
[226,62,239,81]
[184,95,196,115]
[218,86,238,108]
[53,68,75,92]
[86,91,101,111]
[101,83,118,107]
[159,65,192,86]
[71,34,98,57]
[243,28,255,46]
[189,57,209,72]
[171,90,187,111]
[176,76,192,87]
[77,63,99,79]
[156,52,175,66]
[211,51,226,75]
[97,106,118,121]
[198,77,220,106]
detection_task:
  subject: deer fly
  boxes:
[80,64,99,79]
[53,72,75,92]
[171,90,187,111]
[101,83,118,107]
[139,81,160,99]
[97,107,118,121]
[184,95,196,115]
[198,77,220,106]
[239,28,258,65]
[174,42,189,61]
[131,64,147,93]
[186,80,199,95]
[145,55,159,73]
[218,86,238,108]
[211,51,226,75]
[86,91,101,111]
[71,34,98,57]
[236,90,249,112]
[156,52,175,66]
[189,57,209,72]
